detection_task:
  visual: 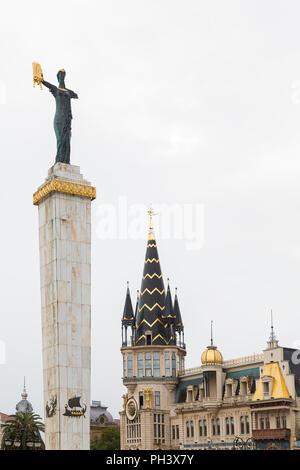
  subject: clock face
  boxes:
[126,398,138,421]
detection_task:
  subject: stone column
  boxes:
[33,163,96,450]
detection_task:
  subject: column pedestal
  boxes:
[34,163,96,450]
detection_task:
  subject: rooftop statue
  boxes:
[32,62,78,164]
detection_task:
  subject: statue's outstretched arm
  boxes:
[42,80,58,97]
[69,90,79,99]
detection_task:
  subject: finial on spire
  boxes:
[210,320,214,346]
[267,309,279,349]
[148,206,157,240]
[270,309,275,341]
[21,376,28,400]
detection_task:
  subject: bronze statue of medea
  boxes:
[33,62,78,164]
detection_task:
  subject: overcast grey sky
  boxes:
[1,0,300,419]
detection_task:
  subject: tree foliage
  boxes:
[1,412,45,450]
[91,426,120,450]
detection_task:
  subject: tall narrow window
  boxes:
[153,352,160,377]
[172,352,176,377]
[260,418,265,430]
[282,415,287,428]
[240,416,245,434]
[123,355,126,377]
[176,425,179,440]
[231,417,235,435]
[155,391,160,410]
[203,420,207,436]
[176,355,180,374]
[138,353,143,377]
[172,425,175,440]
[191,421,194,438]
[199,420,202,437]
[246,415,250,434]
[266,416,270,429]
[217,418,220,435]
[145,352,152,377]
[226,417,230,435]
[127,353,133,377]
[212,419,216,435]
[165,352,170,377]
[186,421,190,438]
[276,416,281,429]
[139,391,144,409]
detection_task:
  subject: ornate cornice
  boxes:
[33,179,96,205]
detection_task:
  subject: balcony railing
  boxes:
[179,353,264,377]
[252,428,290,440]
[223,354,264,368]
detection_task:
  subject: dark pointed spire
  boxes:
[174,287,183,332]
[163,279,175,323]
[135,208,169,345]
[122,282,134,326]
[163,279,176,344]
[134,290,140,322]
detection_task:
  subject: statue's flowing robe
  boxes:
[43,81,78,164]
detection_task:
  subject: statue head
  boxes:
[57,69,66,86]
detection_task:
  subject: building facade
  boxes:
[90,400,119,441]
[120,216,300,450]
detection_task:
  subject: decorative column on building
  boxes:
[33,64,96,450]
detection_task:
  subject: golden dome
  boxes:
[201,345,223,365]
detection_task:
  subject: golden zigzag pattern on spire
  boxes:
[135,335,145,344]
[142,273,162,280]
[136,317,165,329]
[138,302,165,313]
[144,258,160,264]
[152,334,175,345]
[135,333,174,345]
[147,243,157,248]
[140,288,165,296]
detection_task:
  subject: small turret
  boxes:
[201,321,223,365]
[16,377,33,414]
[121,282,134,346]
